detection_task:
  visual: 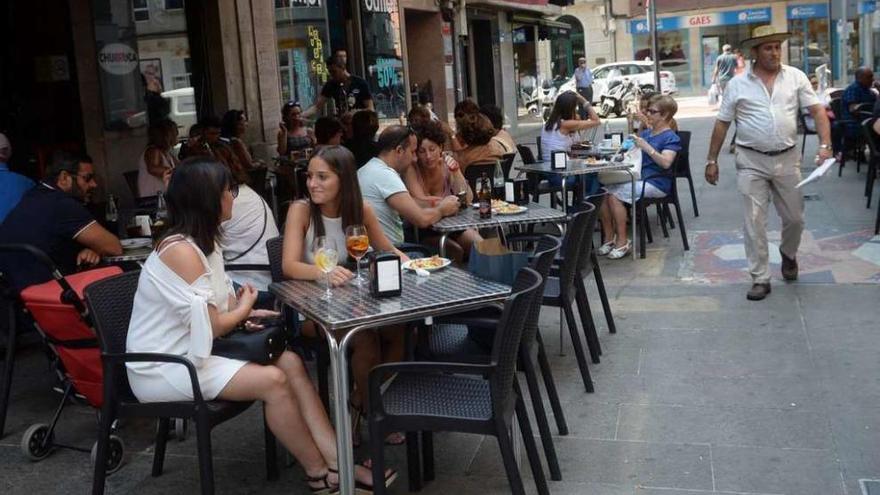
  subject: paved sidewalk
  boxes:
[2,113,879,494]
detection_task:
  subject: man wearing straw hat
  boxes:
[704,26,832,301]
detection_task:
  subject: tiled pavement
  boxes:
[1,114,879,494]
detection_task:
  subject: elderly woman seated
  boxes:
[598,94,681,259]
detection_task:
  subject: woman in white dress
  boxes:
[126,157,388,493]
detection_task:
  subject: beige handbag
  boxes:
[598,147,642,185]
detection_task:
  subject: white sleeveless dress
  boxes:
[126,235,247,402]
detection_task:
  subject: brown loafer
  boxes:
[780,250,798,281]
[747,283,771,301]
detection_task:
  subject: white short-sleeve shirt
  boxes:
[717,65,821,152]
[357,157,409,245]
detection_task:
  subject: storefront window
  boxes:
[633,30,691,88]
[92,0,192,130]
[359,0,407,121]
[513,25,537,118]
[275,0,330,110]
[788,19,831,77]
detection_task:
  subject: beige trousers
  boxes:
[735,147,805,283]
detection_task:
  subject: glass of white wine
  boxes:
[313,236,339,301]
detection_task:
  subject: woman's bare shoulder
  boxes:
[159,241,207,284]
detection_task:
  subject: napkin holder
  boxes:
[369,252,401,298]
[551,151,567,170]
[504,177,530,205]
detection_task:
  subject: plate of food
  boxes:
[584,156,608,166]
[402,256,452,272]
[121,238,152,250]
[495,203,528,215]
[473,199,510,209]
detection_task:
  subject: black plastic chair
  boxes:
[637,164,690,259]
[463,160,498,196]
[85,271,278,495]
[500,152,516,180]
[265,236,331,411]
[366,268,548,495]
[860,117,879,209]
[799,110,817,160]
[516,143,561,209]
[831,98,867,176]
[581,192,617,335]
[425,235,566,480]
[672,131,698,217]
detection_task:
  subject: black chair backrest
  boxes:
[579,191,607,271]
[559,203,596,289]
[123,170,139,199]
[536,135,542,160]
[520,236,562,346]
[830,98,847,122]
[84,270,141,397]
[861,118,879,156]
[673,131,692,178]
[500,152,516,179]
[266,236,285,283]
[463,161,497,196]
[489,267,542,406]
[517,144,536,165]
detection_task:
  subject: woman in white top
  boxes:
[127,157,385,493]
[137,119,178,198]
[282,145,409,446]
[540,91,602,203]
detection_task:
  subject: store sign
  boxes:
[375,57,401,88]
[630,8,771,33]
[787,4,829,20]
[98,43,138,76]
[362,0,394,14]
[287,0,322,6]
[860,1,877,15]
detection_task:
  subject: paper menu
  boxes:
[796,158,836,189]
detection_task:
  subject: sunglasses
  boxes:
[77,173,97,182]
[229,183,239,199]
[645,108,661,115]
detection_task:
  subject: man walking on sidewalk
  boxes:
[704,26,832,301]
[574,57,593,118]
[711,44,738,95]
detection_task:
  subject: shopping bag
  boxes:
[467,238,529,286]
[707,83,720,106]
[598,147,642,185]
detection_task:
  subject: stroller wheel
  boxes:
[91,435,126,474]
[173,418,188,442]
[21,423,54,461]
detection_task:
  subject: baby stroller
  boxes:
[0,244,126,473]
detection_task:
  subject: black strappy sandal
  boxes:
[329,464,399,495]
[304,472,339,495]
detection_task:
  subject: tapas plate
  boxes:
[495,204,528,215]
[402,256,452,272]
[121,238,152,250]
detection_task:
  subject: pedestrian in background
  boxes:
[704,26,832,301]
[711,44,738,95]
[574,57,593,119]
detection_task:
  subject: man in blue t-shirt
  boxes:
[0,152,122,290]
[0,133,34,224]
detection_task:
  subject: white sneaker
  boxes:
[607,241,631,259]
[597,241,615,256]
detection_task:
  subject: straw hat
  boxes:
[741,25,792,52]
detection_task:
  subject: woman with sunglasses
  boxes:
[283,145,410,451]
[277,101,315,158]
[598,94,681,259]
[127,157,388,493]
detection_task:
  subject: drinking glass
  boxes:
[313,236,339,300]
[345,225,370,287]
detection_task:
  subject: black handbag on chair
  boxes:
[212,319,288,365]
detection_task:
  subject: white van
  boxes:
[161,87,197,134]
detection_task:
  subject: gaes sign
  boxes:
[98,43,138,76]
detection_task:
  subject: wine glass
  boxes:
[313,236,339,301]
[345,225,370,287]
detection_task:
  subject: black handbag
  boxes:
[212,319,288,365]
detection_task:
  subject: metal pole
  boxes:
[827,0,834,84]
[840,0,848,84]
[649,0,661,90]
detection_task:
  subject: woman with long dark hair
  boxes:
[541,91,602,201]
[282,145,408,447]
[127,157,389,493]
[137,119,178,197]
[221,109,256,169]
[277,101,315,157]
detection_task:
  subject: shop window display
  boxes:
[359,0,407,121]
[633,30,690,88]
[275,0,331,110]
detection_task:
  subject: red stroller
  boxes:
[0,244,126,473]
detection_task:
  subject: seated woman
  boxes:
[541,91,602,201]
[453,112,506,171]
[137,119,178,198]
[277,101,315,158]
[221,110,256,169]
[404,121,482,261]
[598,94,681,259]
[479,103,516,154]
[126,157,390,493]
[282,145,409,446]
[314,117,345,146]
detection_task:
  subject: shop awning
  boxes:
[468,0,562,16]
[510,13,572,29]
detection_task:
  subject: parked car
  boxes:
[588,61,677,104]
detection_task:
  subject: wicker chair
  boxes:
[366,268,548,495]
[85,271,278,495]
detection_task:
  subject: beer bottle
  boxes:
[478,172,492,219]
[152,191,169,242]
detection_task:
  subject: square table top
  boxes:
[270,266,510,331]
[515,159,632,177]
[431,202,566,232]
